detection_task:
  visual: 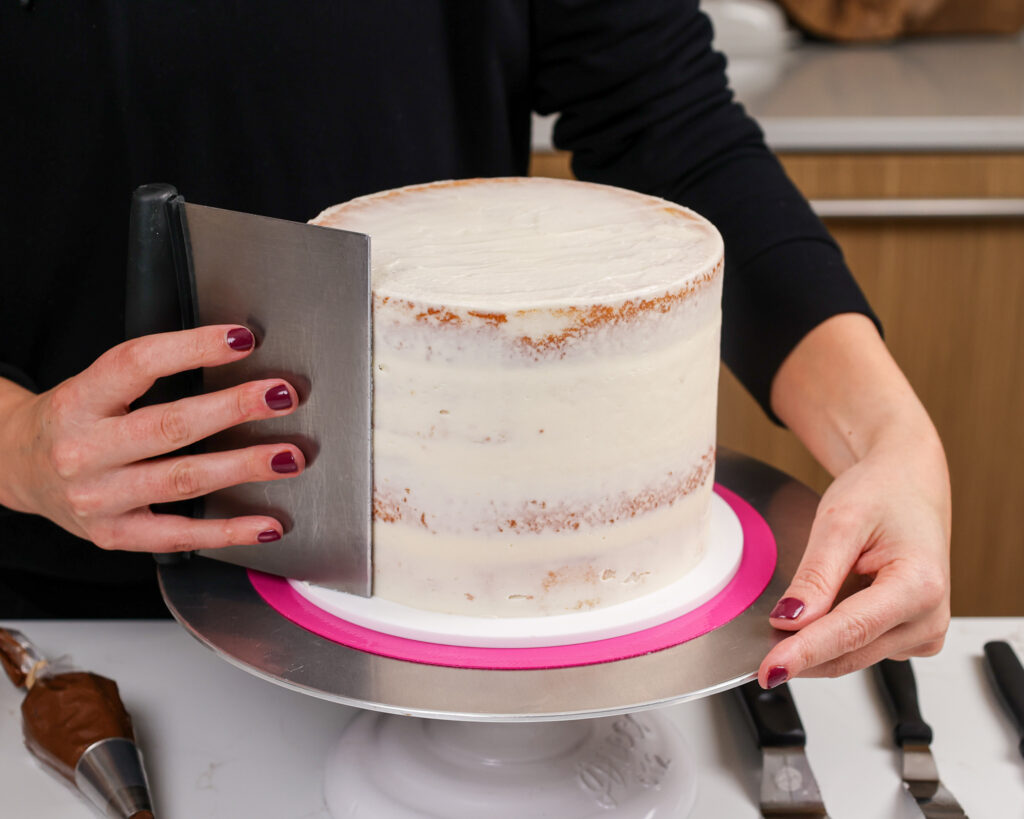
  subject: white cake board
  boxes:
[291,493,742,647]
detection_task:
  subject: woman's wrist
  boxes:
[0,376,41,514]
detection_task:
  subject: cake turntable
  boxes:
[158,450,818,817]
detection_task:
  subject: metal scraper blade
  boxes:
[902,745,968,818]
[184,202,372,595]
[760,747,830,817]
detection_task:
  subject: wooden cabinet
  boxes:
[530,150,1024,615]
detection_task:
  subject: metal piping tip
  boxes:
[74,737,155,819]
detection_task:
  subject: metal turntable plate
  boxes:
[158,450,818,721]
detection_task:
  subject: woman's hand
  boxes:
[757,313,951,687]
[758,431,950,686]
[0,325,305,552]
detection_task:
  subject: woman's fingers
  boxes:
[95,444,306,514]
[91,508,287,553]
[11,324,315,555]
[767,501,869,632]
[95,379,298,466]
[760,580,899,687]
[799,631,947,679]
[758,568,947,687]
[75,325,256,415]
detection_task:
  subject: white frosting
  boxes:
[312,178,724,618]
[313,177,722,308]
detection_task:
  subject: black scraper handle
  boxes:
[125,182,198,399]
[125,183,199,563]
[125,184,192,341]
[874,659,933,747]
[734,680,807,748]
[984,640,1024,758]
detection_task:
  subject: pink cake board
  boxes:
[248,484,776,671]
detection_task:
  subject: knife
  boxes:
[983,640,1024,758]
[125,183,373,595]
[874,659,968,818]
[734,680,830,817]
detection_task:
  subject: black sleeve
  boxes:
[530,0,881,421]
[0,362,37,393]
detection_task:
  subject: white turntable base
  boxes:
[325,711,697,818]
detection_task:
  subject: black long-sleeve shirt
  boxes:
[0,1,877,616]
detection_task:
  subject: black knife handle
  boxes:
[125,183,199,564]
[734,680,807,748]
[983,640,1024,758]
[874,659,933,747]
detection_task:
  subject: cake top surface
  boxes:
[312,178,723,309]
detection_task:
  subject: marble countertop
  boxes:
[533,33,1024,153]
[2,618,1022,818]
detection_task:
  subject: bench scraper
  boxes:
[125,183,372,596]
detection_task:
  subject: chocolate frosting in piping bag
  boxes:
[0,628,155,817]
[21,671,136,779]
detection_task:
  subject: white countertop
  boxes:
[2,617,1022,818]
[532,33,1024,153]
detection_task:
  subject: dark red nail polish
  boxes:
[770,597,805,620]
[265,384,293,411]
[226,327,254,351]
[766,666,789,689]
[271,451,298,474]
[257,529,281,543]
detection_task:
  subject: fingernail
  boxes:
[271,451,298,474]
[226,327,254,351]
[770,597,805,620]
[766,666,789,689]
[257,529,281,543]
[265,384,293,411]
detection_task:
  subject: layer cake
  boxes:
[312,177,724,617]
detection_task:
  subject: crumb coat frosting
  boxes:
[312,177,724,617]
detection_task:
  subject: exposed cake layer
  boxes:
[312,177,724,616]
[373,468,715,616]
[371,324,720,531]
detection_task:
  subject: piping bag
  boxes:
[0,627,155,818]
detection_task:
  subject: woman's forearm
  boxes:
[770,313,946,483]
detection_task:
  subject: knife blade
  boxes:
[874,659,968,819]
[734,680,830,818]
[983,640,1024,758]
